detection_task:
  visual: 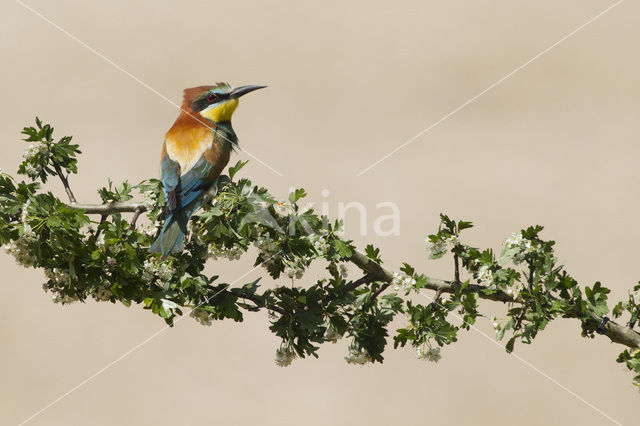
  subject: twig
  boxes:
[127,206,144,231]
[514,306,528,331]
[431,289,444,306]
[454,253,460,283]
[348,249,640,349]
[342,275,373,294]
[93,214,107,240]
[67,201,148,214]
[371,282,391,300]
[349,250,514,302]
[52,162,77,204]
[238,292,285,315]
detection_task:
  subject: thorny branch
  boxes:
[55,194,640,351]
[52,162,77,204]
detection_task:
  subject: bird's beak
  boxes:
[229,85,266,99]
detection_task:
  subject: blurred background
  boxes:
[1,0,639,424]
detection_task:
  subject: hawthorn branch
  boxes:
[349,250,515,303]
[52,162,77,204]
[371,282,391,300]
[237,292,285,315]
[127,206,144,231]
[56,198,640,350]
[63,183,220,216]
[67,201,148,214]
[348,250,640,349]
[93,214,107,240]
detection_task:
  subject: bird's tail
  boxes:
[150,196,202,259]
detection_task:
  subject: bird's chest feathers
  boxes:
[165,128,226,175]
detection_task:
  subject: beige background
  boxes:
[1,0,639,424]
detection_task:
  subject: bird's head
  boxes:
[184,82,265,124]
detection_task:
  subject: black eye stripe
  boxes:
[192,92,228,112]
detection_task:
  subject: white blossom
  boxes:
[141,189,156,208]
[504,232,524,249]
[44,267,70,285]
[392,271,417,291]
[42,267,79,304]
[476,265,492,284]
[24,164,40,179]
[5,201,39,266]
[23,144,40,161]
[524,240,534,254]
[254,233,281,268]
[313,236,330,253]
[51,293,79,304]
[503,232,534,264]
[345,345,372,365]
[490,316,502,331]
[22,145,43,178]
[20,200,31,224]
[275,345,296,367]
[142,258,174,283]
[93,284,112,302]
[161,298,178,313]
[255,233,277,253]
[4,227,38,267]
[505,282,523,299]
[426,238,447,258]
[284,257,307,279]
[110,242,126,254]
[208,244,243,261]
[417,345,441,362]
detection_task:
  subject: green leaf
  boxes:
[288,188,307,204]
[228,160,248,180]
[505,337,516,353]
[364,244,382,263]
[457,220,473,231]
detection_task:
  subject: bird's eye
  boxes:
[207,94,217,102]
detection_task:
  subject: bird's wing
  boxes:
[178,155,214,207]
[160,145,181,212]
[163,128,222,210]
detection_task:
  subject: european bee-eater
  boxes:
[150,82,265,258]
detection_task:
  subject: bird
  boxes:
[150,82,265,259]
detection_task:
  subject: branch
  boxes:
[236,292,285,315]
[127,206,144,231]
[321,274,374,306]
[348,250,640,349]
[50,196,640,351]
[67,201,148,214]
[62,184,218,215]
[600,320,640,348]
[52,162,77,204]
[349,250,515,302]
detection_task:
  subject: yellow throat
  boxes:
[199,98,239,123]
